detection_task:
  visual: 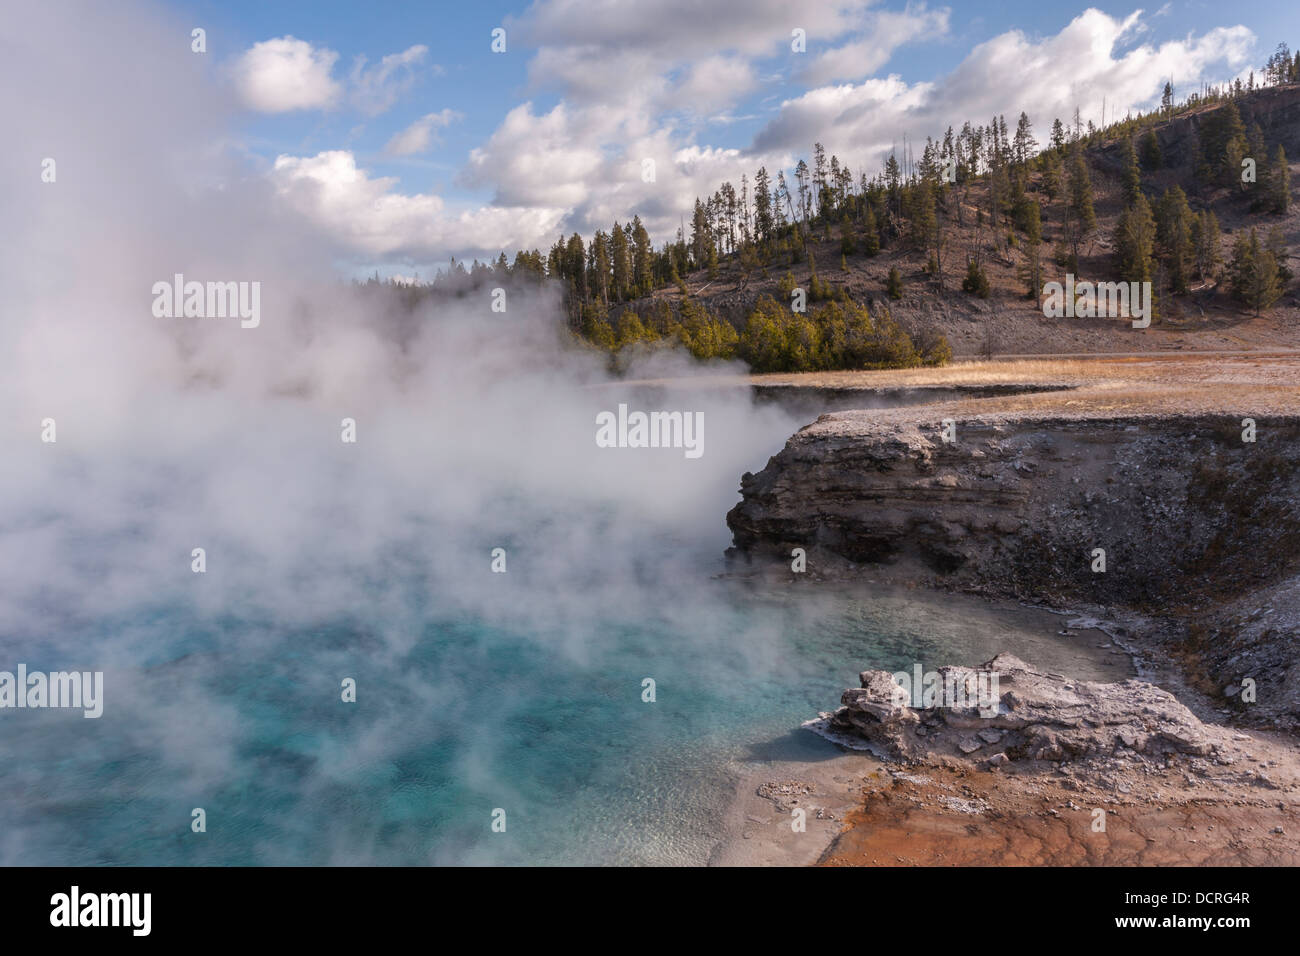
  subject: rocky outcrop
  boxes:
[806,653,1219,767]
[726,411,1300,611]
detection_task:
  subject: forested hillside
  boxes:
[367,43,1300,369]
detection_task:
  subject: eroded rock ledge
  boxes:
[805,653,1217,768]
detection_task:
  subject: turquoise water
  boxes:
[0,375,1126,866]
[0,558,1123,866]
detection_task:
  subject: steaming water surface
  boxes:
[0,308,1124,866]
[0,550,1127,866]
[0,334,1126,867]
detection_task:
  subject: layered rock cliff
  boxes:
[727,410,1300,610]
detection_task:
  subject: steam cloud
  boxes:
[0,0,806,864]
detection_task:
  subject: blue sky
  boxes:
[163,0,1299,274]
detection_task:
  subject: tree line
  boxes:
[378,39,1296,364]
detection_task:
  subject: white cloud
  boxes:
[350,44,431,115]
[516,0,874,65]
[678,55,759,113]
[271,151,442,255]
[754,10,1255,166]
[232,38,433,116]
[514,0,880,114]
[796,4,950,84]
[462,99,762,245]
[526,46,670,111]
[233,36,341,112]
[463,103,607,209]
[385,109,462,156]
[270,150,566,261]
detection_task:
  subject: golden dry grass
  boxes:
[611,352,1300,417]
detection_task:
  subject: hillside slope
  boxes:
[617,86,1300,358]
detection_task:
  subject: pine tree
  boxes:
[1246,123,1271,207]
[1067,147,1097,231]
[1022,199,1043,300]
[793,160,810,232]
[1266,225,1292,285]
[839,213,857,256]
[1270,144,1291,214]
[884,153,902,218]
[813,143,829,220]
[565,233,587,307]
[690,199,709,270]
[1230,228,1284,315]
[1190,210,1221,282]
[1050,118,1066,151]
[1198,101,1247,188]
[1266,43,1293,85]
[1156,186,1193,294]
[591,231,611,305]
[1139,130,1162,170]
[886,266,904,300]
[989,164,1010,229]
[961,258,990,298]
[1115,192,1157,285]
[1040,150,1063,203]
[1064,146,1097,261]
[862,204,880,256]
[610,221,630,301]
[754,166,774,245]
[1229,231,1253,299]
[1121,136,1142,206]
[910,183,937,250]
[631,217,653,297]
[582,306,616,351]
[1013,112,1037,166]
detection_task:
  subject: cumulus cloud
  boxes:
[459,99,766,247]
[463,103,607,209]
[385,108,461,156]
[232,38,434,116]
[513,0,880,115]
[516,0,874,68]
[270,150,564,261]
[233,36,342,112]
[677,55,760,113]
[754,9,1255,166]
[472,7,781,127]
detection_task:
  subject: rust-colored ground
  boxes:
[820,766,1300,866]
